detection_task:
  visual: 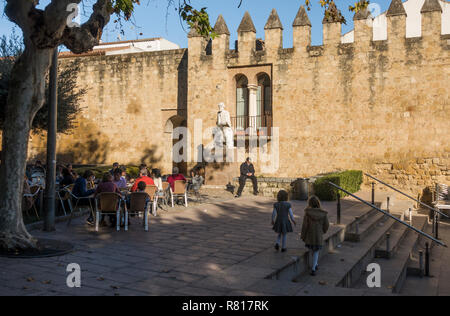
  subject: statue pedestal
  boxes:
[200,147,242,185]
[203,161,239,185]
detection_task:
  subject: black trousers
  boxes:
[237,175,258,196]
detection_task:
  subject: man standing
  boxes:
[235,158,258,197]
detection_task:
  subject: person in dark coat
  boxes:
[272,190,296,252]
[235,157,258,197]
[60,167,76,187]
[301,195,329,276]
[72,170,96,225]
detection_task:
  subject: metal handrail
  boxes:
[365,173,449,219]
[327,181,447,247]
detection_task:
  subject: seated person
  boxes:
[113,168,127,189]
[94,173,122,226]
[56,165,64,185]
[130,168,155,192]
[167,167,186,191]
[94,173,121,197]
[135,181,147,193]
[66,163,77,178]
[73,170,96,198]
[151,168,163,192]
[30,160,46,186]
[126,181,152,222]
[32,160,46,174]
[191,171,204,194]
[72,170,96,225]
[60,167,76,187]
[235,157,258,197]
[109,162,120,175]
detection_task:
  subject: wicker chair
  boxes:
[144,185,158,216]
[127,192,151,231]
[95,192,122,232]
[64,184,94,227]
[170,180,188,208]
[23,185,41,220]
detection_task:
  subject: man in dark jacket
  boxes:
[235,157,258,197]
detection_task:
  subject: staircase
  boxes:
[291,193,429,293]
[255,187,443,296]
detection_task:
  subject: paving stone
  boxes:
[1,194,423,296]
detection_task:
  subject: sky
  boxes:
[0,0,393,48]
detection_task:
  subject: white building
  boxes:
[342,0,450,43]
[93,37,180,55]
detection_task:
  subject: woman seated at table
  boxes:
[72,170,96,225]
[113,168,127,189]
[151,169,163,191]
[94,173,122,227]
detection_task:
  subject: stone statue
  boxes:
[214,102,234,149]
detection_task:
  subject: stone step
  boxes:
[266,202,378,282]
[375,221,409,259]
[352,216,427,294]
[340,202,380,227]
[345,211,388,242]
[405,217,435,278]
[400,220,445,296]
[292,216,396,288]
[356,190,397,211]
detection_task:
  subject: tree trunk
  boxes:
[0,45,52,251]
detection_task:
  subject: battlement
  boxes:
[188,0,449,63]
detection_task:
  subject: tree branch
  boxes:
[5,0,39,34]
[37,0,83,47]
[62,0,112,54]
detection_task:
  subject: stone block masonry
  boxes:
[187,1,449,196]
[26,0,449,198]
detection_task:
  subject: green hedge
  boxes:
[313,170,363,201]
[74,165,140,179]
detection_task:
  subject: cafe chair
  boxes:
[170,180,188,208]
[64,184,94,227]
[144,185,158,216]
[127,192,151,231]
[23,185,41,220]
[95,192,122,232]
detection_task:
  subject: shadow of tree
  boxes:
[10,195,380,296]
[140,145,163,167]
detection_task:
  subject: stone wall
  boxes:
[26,1,449,198]
[187,3,449,195]
[28,49,188,175]
[368,156,450,194]
[231,177,309,200]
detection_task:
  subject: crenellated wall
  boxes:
[187,1,450,194]
[25,0,449,196]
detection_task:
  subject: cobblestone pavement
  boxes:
[0,192,360,296]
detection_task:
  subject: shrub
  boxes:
[313,170,363,201]
[74,165,140,180]
[125,166,140,178]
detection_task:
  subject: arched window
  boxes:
[257,73,272,128]
[235,74,249,130]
